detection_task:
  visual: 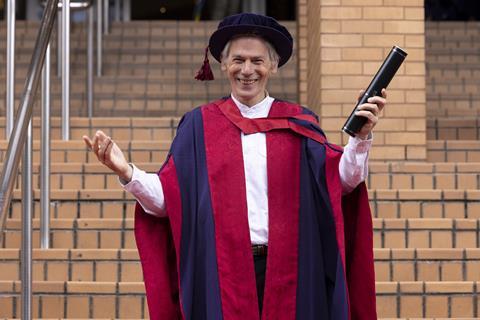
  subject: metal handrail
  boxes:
[41,0,92,9]
[0,0,59,240]
[5,0,15,139]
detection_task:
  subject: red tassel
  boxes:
[195,46,214,81]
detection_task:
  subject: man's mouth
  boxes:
[238,78,258,85]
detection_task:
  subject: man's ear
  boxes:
[220,62,227,71]
[270,63,278,74]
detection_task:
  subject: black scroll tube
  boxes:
[342,46,408,137]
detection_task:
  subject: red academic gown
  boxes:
[134,98,377,320]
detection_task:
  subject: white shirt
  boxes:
[123,94,372,244]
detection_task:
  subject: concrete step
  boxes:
[427,94,480,111]
[1,138,480,165]
[427,118,480,140]
[0,75,297,94]
[4,160,480,191]
[368,162,480,190]
[1,280,479,318]
[0,140,172,164]
[427,79,480,95]
[1,184,478,220]
[2,217,137,249]
[427,140,480,162]
[0,59,298,76]
[426,34,480,49]
[0,96,298,118]
[2,217,480,249]
[369,188,480,219]
[0,249,142,282]
[1,248,479,282]
[0,20,296,38]
[0,116,179,140]
[1,186,478,220]
[375,248,480,282]
[372,218,480,249]
[426,48,480,64]
[426,21,480,35]
[0,280,147,319]
[376,281,480,318]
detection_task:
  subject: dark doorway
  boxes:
[132,0,296,20]
[267,0,296,20]
[132,0,194,20]
[1,0,27,20]
[425,0,480,20]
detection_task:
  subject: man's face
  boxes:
[221,37,278,107]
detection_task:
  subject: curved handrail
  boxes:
[0,0,60,241]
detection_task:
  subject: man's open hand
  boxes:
[83,130,133,182]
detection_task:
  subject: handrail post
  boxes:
[0,0,59,245]
[57,11,62,77]
[103,0,109,34]
[123,0,130,21]
[114,0,120,21]
[96,0,103,76]
[40,44,51,250]
[61,0,70,140]
[87,5,94,117]
[21,120,33,320]
[6,0,16,138]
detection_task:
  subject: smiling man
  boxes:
[84,13,384,320]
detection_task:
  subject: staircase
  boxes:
[1,19,480,319]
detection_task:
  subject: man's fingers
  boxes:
[357,103,379,116]
[83,136,94,150]
[358,89,365,101]
[355,110,377,123]
[358,88,387,101]
[101,137,113,163]
[92,134,100,154]
[367,96,386,112]
[84,131,109,160]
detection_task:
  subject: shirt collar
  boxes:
[231,93,275,119]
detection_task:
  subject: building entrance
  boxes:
[131,0,296,20]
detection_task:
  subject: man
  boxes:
[84,13,385,320]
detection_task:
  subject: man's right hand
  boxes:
[82,130,133,182]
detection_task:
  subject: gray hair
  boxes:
[220,35,280,68]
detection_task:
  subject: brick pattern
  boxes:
[0,249,140,281]
[297,0,427,161]
[426,22,480,118]
[368,162,480,190]
[2,218,136,250]
[377,281,480,318]
[0,281,148,319]
[0,9,479,320]
[4,217,480,250]
[0,21,297,117]
[428,118,480,140]
[375,248,480,282]
[373,218,480,249]
[3,248,480,282]
[427,140,480,162]
[0,116,179,141]
[370,190,480,219]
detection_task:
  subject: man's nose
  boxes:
[241,61,254,75]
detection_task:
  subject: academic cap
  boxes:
[195,13,293,81]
